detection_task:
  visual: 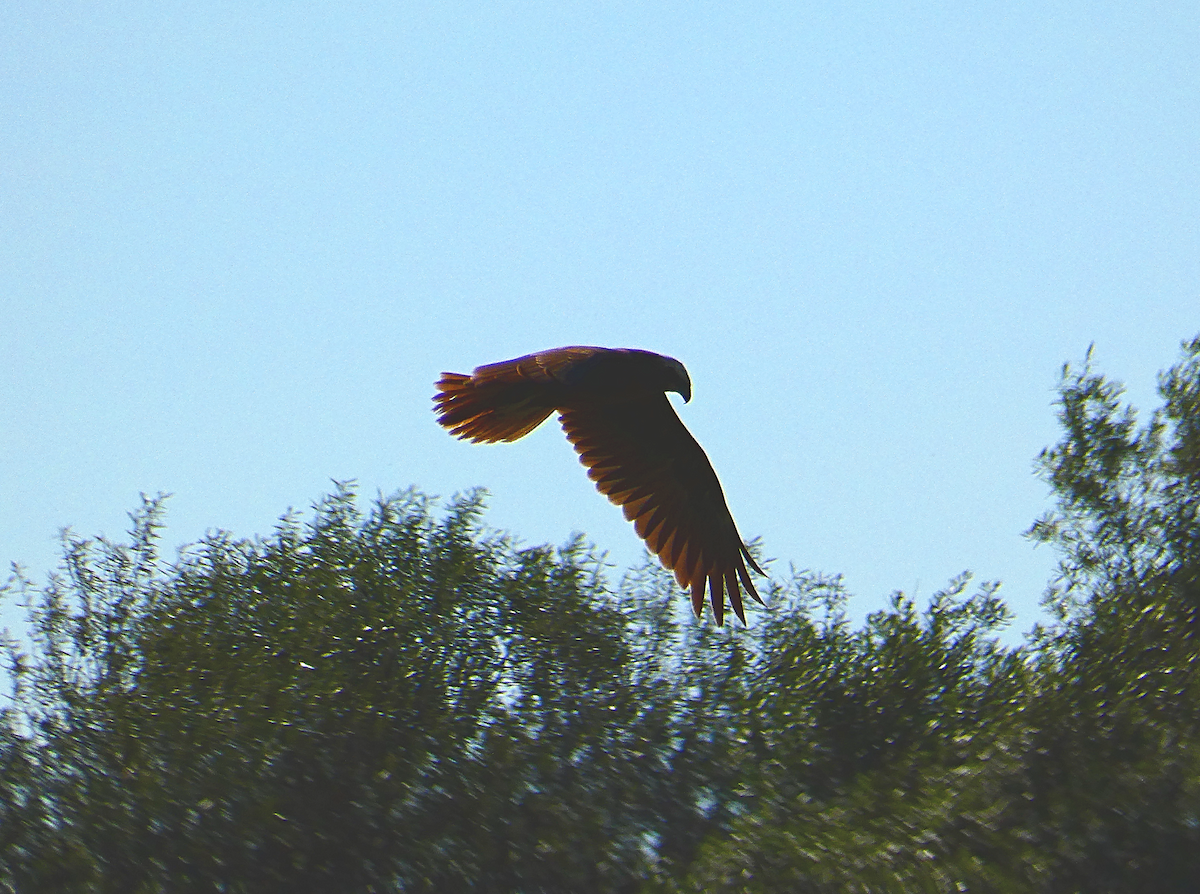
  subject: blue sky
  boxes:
[3,2,1197,638]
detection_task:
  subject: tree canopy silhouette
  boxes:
[2,335,1198,892]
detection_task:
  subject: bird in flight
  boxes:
[433,346,764,625]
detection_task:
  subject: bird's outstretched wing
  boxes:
[558,394,764,624]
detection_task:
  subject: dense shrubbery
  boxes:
[3,337,1199,892]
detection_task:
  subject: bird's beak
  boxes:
[680,381,692,403]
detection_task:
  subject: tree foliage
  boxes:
[3,336,1200,892]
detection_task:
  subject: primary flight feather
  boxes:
[433,346,764,625]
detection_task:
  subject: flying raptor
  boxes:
[433,346,764,625]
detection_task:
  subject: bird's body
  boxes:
[433,346,764,625]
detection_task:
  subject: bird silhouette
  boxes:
[433,346,764,624]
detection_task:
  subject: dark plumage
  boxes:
[433,346,764,625]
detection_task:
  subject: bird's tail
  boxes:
[433,372,555,443]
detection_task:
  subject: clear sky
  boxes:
[3,2,1197,639]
